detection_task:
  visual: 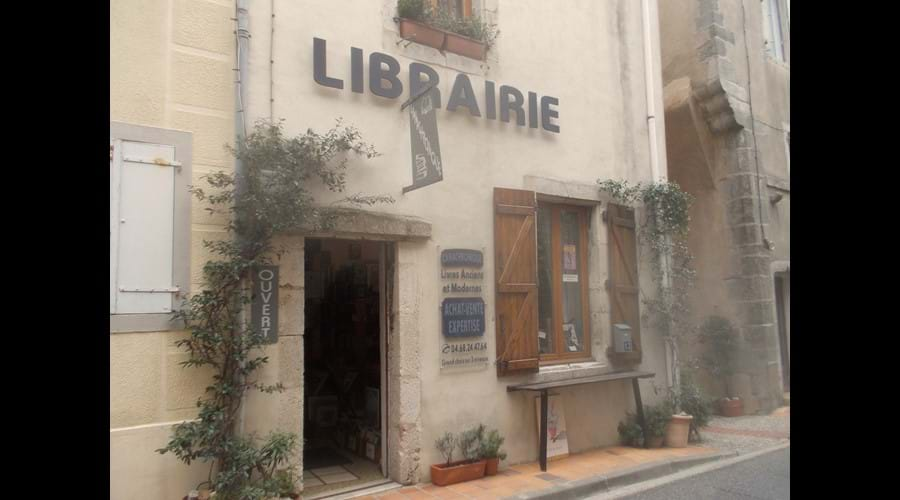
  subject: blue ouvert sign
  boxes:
[442,297,485,338]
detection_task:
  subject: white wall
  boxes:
[241,0,670,482]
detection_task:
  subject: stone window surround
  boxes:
[110,121,192,334]
[522,175,647,384]
[296,213,432,486]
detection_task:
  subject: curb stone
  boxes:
[503,450,738,500]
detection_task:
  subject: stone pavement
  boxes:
[698,407,790,454]
[351,445,720,500]
[347,407,790,500]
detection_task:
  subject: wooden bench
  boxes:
[507,370,656,471]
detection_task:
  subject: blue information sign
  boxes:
[442,297,485,338]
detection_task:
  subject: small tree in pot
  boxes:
[665,369,713,445]
[699,315,744,417]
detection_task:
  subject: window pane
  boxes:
[769,0,784,61]
[537,206,554,354]
[560,210,584,353]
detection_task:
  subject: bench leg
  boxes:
[632,378,648,449]
[540,390,548,471]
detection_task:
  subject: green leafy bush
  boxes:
[617,403,670,447]
[666,370,713,442]
[397,0,430,22]
[156,120,390,499]
[617,413,644,447]
[698,315,739,379]
[644,404,672,439]
[457,425,485,462]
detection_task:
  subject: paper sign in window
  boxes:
[563,244,577,272]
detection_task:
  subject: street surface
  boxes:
[591,446,789,500]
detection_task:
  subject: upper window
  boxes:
[492,188,642,376]
[536,203,592,362]
[432,0,472,19]
[110,122,192,333]
[764,0,787,62]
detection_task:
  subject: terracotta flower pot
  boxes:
[664,414,693,448]
[431,459,487,486]
[645,435,664,448]
[398,18,446,51]
[398,18,486,60]
[719,398,744,417]
[444,32,486,60]
[484,457,500,476]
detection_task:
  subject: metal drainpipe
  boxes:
[235,0,250,437]
[640,0,676,390]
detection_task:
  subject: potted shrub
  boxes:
[664,413,694,448]
[665,370,713,446]
[430,430,487,486]
[616,404,669,448]
[617,412,644,447]
[479,428,507,475]
[699,315,744,417]
[643,404,671,448]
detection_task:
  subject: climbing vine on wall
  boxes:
[598,179,695,388]
[157,119,392,499]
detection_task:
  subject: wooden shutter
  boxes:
[494,187,540,376]
[606,203,642,362]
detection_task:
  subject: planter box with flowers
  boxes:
[432,429,485,486]
[396,0,497,61]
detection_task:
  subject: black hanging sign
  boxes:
[402,84,443,193]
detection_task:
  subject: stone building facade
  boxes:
[660,0,790,412]
[108,1,717,498]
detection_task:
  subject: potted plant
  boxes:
[395,0,498,60]
[617,412,644,447]
[616,404,669,448]
[665,370,713,446]
[479,428,507,475]
[643,404,671,448]
[430,429,487,486]
[699,315,744,417]
[274,469,300,500]
[397,0,447,52]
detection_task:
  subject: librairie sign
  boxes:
[313,38,560,133]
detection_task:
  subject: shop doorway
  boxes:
[303,238,389,497]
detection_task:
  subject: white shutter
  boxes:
[110,139,119,314]
[113,141,177,314]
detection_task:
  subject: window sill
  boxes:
[396,18,486,61]
[110,312,184,333]
[521,360,611,385]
